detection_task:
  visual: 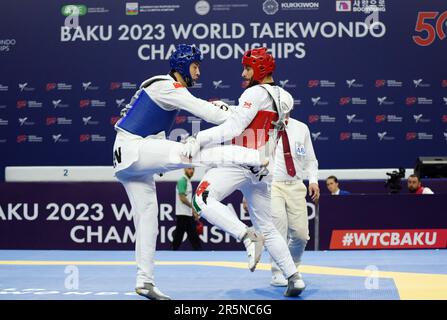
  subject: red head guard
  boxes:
[242,47,276,83]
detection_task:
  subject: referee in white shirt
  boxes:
[270,116,319,288]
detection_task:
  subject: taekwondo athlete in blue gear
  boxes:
[112,44,262,300]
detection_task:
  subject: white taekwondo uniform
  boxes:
[192,83,300,279]
[113,74,260,288]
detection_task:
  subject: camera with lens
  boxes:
[385,167,406,194]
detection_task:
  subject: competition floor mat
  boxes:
[0,249,446,300]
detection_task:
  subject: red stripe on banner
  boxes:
[330,229,447,249]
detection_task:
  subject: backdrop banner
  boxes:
[1,1,447,181]
[0,182,315,250]
[319,194,447,250]
[1,182,446,251]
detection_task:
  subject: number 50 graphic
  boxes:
[413,11,447,46]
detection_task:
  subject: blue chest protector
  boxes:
[116,79,179,137]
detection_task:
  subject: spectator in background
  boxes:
[407,174,434,194]
[326,176,351,195]
[172,168,202,250]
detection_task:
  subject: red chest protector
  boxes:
[231,110,278,149]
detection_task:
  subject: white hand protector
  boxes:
[181,136,200,159]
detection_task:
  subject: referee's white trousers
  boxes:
[271,180,310,275]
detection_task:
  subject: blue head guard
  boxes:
[169,44,203,87]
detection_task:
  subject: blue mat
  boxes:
[0,249,446,300]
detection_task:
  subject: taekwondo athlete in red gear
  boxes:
[188,48,306,297]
